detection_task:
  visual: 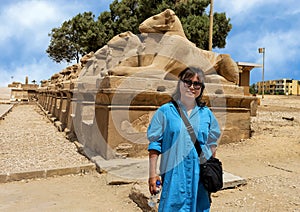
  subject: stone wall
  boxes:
[37,73,258,160]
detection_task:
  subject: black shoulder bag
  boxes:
[172,101,223,193]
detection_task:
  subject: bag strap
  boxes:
[172,101,202,156]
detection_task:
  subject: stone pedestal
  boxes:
[37,75,258,160]
[88,76,258,159]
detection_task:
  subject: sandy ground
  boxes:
[0,95,300,212]
[211,95,300,211]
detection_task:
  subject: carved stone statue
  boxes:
[105,9,239,84]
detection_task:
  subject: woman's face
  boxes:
[179,74,202,100]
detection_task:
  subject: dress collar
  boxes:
[176,100,199,117]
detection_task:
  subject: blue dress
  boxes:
[147,101,221,212]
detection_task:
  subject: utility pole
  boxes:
[209,0,214,51]
[258,48,265,99]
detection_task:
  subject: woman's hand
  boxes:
[148,176,161,195]
[148,150,160,194]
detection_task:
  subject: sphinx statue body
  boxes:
[94,9,239,85]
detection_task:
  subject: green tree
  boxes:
[46,12,101,63]
[136,0,169,22]
[249,83,256,94]
[97,11,115,45]
[174,0,231,49]
[181,15,210,49]
[212,12,232,49]
[108,0,140,35]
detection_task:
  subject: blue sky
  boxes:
[0,0,299,87]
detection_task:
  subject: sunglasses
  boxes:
[181,79,203,90]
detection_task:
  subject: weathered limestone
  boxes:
[107,9,239,85]
[37,9,258,160]
[91,76,258,158]
[37,60,84,134]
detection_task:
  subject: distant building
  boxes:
[236,62,261,95]
[8,76,38,101]
[256,79,300,95]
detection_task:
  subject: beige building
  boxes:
[256,79,300,95]
[8,77,38,101]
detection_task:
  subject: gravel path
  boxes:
[0,103,91,174]
[0,104,13,118]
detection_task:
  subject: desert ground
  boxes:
[0,95,299,212]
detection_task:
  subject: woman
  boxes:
[147,66,221,211]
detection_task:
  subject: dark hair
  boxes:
[172,66,206,107]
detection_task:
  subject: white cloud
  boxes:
[219,26,300,81]
[216,0,260,16]
[260,29,300,77]
[0,0,111,87]
[0,57,68,87]
[0,1,64,42]
[215,0,296,17]
[214,0,300,83]
[0,1,74,87]
[215,0,300,31]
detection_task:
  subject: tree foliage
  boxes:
[249,83,257,94]
[108,0,140,35]
[46,12,101,63]
[46,0,232,63]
